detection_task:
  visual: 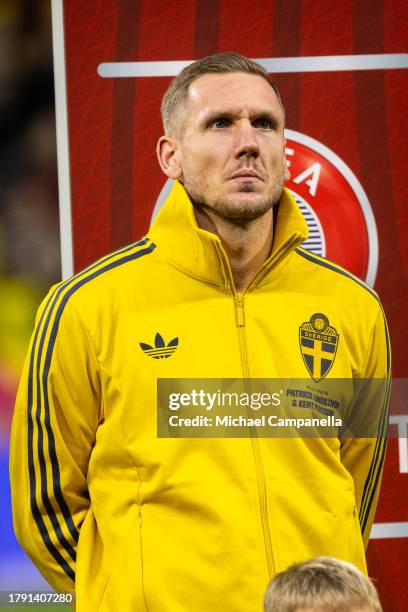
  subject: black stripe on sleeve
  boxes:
[27,239,155,578]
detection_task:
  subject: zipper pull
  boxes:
[235,294,245,327]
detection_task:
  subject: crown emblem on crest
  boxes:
[139,333,179,359]
[299,313,339,382]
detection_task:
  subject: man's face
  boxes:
[173,72,287,221]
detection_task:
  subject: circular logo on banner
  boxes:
[152,130,378,286]
[285,129,378,286]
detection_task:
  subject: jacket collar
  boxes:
[148,181,308,290]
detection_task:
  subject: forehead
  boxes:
[185,72,282,122]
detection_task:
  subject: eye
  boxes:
[208,117,231,129]
[253,117,275,130]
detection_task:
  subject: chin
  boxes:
[213,195,274,220]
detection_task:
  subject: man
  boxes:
[10,53,390,611]
[264,556,383,612]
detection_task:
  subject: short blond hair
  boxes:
[160,51,283,135]
[264,557,382,612]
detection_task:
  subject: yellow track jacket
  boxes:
[10,182,390,611]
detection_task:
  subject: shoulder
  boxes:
[37,238,157,323]
[293,246,380,307]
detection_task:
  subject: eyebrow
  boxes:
[200,109,281,127]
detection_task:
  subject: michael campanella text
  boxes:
[168,415,343,428]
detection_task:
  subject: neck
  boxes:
[193,206,274,292]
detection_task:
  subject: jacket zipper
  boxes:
[234,292,275,580]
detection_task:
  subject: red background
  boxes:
[63,1,407,609]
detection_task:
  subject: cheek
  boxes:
[187,153,224,183]
[198,138,230,165]
[268,151,286,172]
[199,149,224,169]
[181,138,232,182]
[182,145,213,170]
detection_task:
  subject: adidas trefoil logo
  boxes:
[139,333,179,359]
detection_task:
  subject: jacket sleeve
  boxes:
[340,303,391,549]
[9,285,101,592]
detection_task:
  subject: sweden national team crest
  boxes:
[299,314,339,382]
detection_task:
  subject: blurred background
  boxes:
[0,0,61,593]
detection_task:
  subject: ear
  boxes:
[156,136,182,180]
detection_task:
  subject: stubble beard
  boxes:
[183,176,284,221]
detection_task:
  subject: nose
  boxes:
[234,120,259,160]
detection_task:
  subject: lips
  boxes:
[230,170,262,180]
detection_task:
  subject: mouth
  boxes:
[230,170,263,182]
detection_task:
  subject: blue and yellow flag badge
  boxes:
[299,313,339,382]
